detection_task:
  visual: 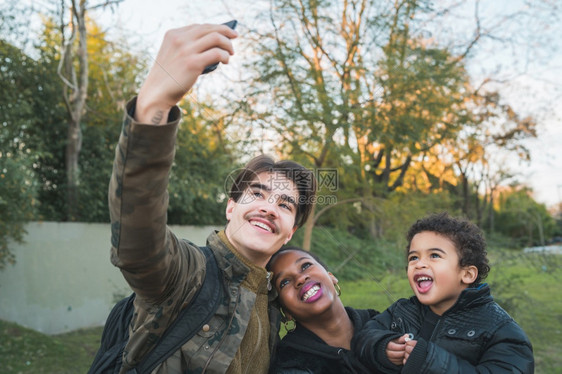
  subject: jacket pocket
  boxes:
[180,314,228,369]
[437,326,489,363]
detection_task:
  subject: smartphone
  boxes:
[201,20,238,74]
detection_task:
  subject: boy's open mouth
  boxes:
[414,274,433,293]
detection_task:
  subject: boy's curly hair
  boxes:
[406,212,490,285]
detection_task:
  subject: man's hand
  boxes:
[136,23,238,125]
[386,334,408,366]
[403,338,418,364]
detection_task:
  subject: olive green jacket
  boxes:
[108,98,281,373]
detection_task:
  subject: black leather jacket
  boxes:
[352,284,534,374]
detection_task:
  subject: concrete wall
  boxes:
[0,222,221,335]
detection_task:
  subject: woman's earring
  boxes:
[284,318,296,333]
[334,283,341,296]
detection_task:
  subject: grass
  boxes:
[0,321,102,373]
[1,250,560,373]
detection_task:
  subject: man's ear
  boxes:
[461,265,478,285]
[225,198,235,221]
[284,226,298,245]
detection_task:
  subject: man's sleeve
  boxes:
[108,97,204,304]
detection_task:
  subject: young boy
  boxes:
[352,212,534,374]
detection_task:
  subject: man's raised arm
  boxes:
[107,24,238,302]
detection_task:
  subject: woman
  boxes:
[266,246,378,373]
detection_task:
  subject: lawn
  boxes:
[0,320,102,373]
[1,250,560,373]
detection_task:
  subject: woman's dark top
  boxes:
[270,307,378,374]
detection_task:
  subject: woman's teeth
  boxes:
[302,285,320,301]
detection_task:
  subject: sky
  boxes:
[8,0,562,208]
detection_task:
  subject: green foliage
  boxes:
[0,14,147,267]
[289,190,459,280]
[67,20,145,222]
[4,17,146,223]
[492,188,557,247]
[315,186,461,242]
[74,122,121,222]
[2,13,240,228]
[375,190,462,242]
[0,2,557,269]
[0,157,36,269]
[289,226,405,281]
[0,39,56,268]
[167,101,238,225]
[238,0,496,241]
[42,18,145,222]
[340,275,412,312]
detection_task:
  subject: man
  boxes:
[107,23,316,373]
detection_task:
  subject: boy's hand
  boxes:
[136,23,238,125]
[403,339,418,364]
[386,334,408,366]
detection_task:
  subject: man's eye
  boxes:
[252,191,264,198]
[408,256,418,262]
[279,202,292,210]
[430,253,441,259]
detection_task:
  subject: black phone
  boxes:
[201,20,238,74]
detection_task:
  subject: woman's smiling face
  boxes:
[269,249,339,322]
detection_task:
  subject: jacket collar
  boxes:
[450,283,492,312]
[207,230,276,296]
[417,283,493,316]
[207,230,250,282]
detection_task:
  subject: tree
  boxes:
[0,157,36,270]
[167,99,238,225]
[0,40,47,268]
[236,0,471,246]
[57,0,89,220]
[76,19,144,222]
[494,187,557,247]
[234,0,555,247]
[30,9,142,222]
[56,0,122,220]
[412,89,538,225]
[354,1,470,239]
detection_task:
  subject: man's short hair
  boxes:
[229,155,317,228]
[406,212,490,284]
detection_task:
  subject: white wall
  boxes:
[0,222,221,335]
